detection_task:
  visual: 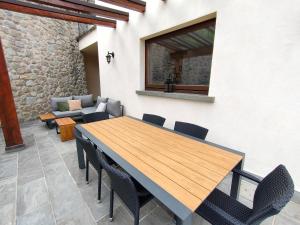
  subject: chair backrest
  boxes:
[142,114,166,127]
[247,165,294,224]
[74,128,101,171]
[98,151,140,215]
[83,112,109,123]
[174,121,208,140]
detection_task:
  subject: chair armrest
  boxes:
[200,201,246,225]
[233,169,262,183]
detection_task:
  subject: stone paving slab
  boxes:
[16,204,55,225]
[0,178,16,225]
[17,177,49,216]
[0,152,17,181]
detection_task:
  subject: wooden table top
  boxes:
[55,117,76,126]
[39,113,55,121]
[81,116,243,212]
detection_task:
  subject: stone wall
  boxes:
[148,43,212,85]
[181,55,212,85]
[0,10,88,122]
[148,43,173,84]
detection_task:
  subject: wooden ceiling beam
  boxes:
[0,0,116,28]
[98,0,146,13]
[170,47,213,59]
[27,0,129,21]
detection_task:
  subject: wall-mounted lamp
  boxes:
[106,51,114,64]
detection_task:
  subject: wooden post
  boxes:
[0,38,24,151]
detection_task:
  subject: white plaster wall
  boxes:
[93,0,300,191]
[79,29,98,51]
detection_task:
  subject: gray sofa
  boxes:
[50,95,123,120]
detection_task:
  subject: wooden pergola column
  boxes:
[0,38,24,151]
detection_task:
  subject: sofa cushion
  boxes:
[81,106,97,115]
[73,94,94,108]
[53,110,82,118]
[96,96,108,107]
[57,102,69,112]
[106,99,121,117]
[51,96,72,111]
[68,100,82,111]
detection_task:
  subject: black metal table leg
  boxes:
[175,215,192,225]
[56,123,60,134]
[230,160,243,199]
[76,139,85,169]
[45,120,56,129]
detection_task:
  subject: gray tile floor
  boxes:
[0,121,299,225]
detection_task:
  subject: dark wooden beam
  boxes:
[146,19,216,44]
[98,0,146,13]
[156,41,178,51]
[170,47,213,59]
[169,38,196,50]
[0,38,24,151]
[0,0,116,28]
[192,32,213,45]
[186,33,210,46]
[28,0,129,21]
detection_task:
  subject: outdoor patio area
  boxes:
[0,1,300,225]
[0,121,299,225]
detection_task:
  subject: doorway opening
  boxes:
[81,42,100,100]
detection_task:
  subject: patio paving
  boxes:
[0,121,299,225]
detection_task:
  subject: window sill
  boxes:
[136,90,215,103]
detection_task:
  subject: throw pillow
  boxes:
[96,96,108,107]
[96,102,107,112]
[57,102,69,112]
[50,96,72,111]
[68,100,82,111]
[73,94,94,108]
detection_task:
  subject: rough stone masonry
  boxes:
[0,9,88,122]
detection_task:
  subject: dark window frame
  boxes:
[145,18,216,95]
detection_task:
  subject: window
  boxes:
[145,18,216,95]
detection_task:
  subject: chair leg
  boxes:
[134,212,140,225]
[98,168,102,203]
[109,189,114,221]
[86,158,89,184]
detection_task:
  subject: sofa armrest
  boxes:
[120,105,124,116]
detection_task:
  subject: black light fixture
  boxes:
[106,51,114,64]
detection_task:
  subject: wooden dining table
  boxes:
[77,116,244,225]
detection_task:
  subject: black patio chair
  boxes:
[174,121,208,140]
[142,113,166,127]
[98,151,153,225]
[196,165,294,225]
[74,129,105,203]
[83,112,109,123]
[74,127,86,169]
